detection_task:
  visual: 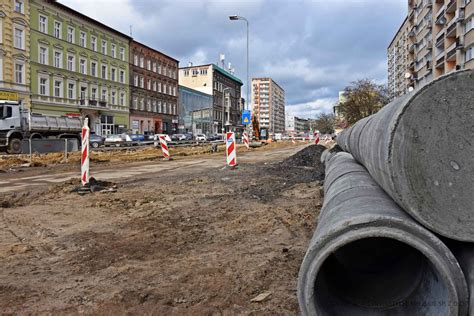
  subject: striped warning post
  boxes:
[159,135,170,160]
[243,131,250,149]
[314,131,320,145]
[292,137,296,144]
[226,132,237,167]
[81,118,90,186]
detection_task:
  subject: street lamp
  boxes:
[229,15,249,112]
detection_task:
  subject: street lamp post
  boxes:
[229,15,249,112]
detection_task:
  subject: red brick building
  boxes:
[129,41,179,135]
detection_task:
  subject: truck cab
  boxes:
[0,101,23,153]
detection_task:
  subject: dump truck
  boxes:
[0,101,82,154]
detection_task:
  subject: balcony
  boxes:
[78,98,109,108]
[436,15,447,25]
[426,60,433,70]
[456,36,464,49]
[446,42,457,61]
[446,0,456,14]
[456,8,465,22]
[426,0,433,8]
[446,20,457,38]
[436,35,445,47]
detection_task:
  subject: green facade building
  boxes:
[29,0,131,135]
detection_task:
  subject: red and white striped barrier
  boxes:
[159,135,171,160]
[243,131,250,149]
[292,137,296,144]
[314,131,320,145]
[81,118,90,186]
[226,132,237,167]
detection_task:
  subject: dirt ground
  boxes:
[0,144,325,314]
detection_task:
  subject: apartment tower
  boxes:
[252,78,285,134]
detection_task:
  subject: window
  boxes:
[111,91,116,104]
[54,21,61,39]
[139,76,144,88]
[67,55,75,71]
[101,64,107,79]
[158,101,162,113]
[163,102,167,114]
[120,47,125,61]
[80,32,86,47]
[140,57,144,68]
[39,15,47,33]
[163,83,167,94]
[79,58,86,74]
[13,26,24,49]
[15,62,25,84]
[133,97,138,109]
[39,47,48,65]
[68,82,75,99]
[140,98,144,110]
[101,88,107,101]
[80,86,87,100]
[200,68,207,75]
[157,64,161,74]
[111,68,116,81]
[54,80,63,97]
[158,82,161,93]
[147,60,151,70]
[120,92,125,106]
[147,79,151,90]
[119,70,125,83]
[111,44,116,58]
[184,69,189,76]
[91,87,97,100]
[134,75,138,86]
[67,26,74,43]
[91,36,97,51]
[134,55,138,66]
[101,40,107,54]
[153,62,157,72]
[153,81,157,91]
[39,77,48,96]
[91,61,97,77]
[173,86,176,96]
[465,46,474,62]
[192,69,198,76]
[14,0,24,13]
[54,51,62,68]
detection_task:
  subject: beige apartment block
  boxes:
[388,0,473,99]
[0,0,31,107]
[252,77,285,134]
[388,17,411,100]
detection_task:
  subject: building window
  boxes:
[79,58,86,74]
[111,90,116,104]
[54,80,63,97]
[54,21,61,39]
[68,82,75,99]
[120,92,125,106]
[111,44,116,58]
[153,81,157,91]
[153,62,157,72]
[80,85,87,100]
[200,68,207,75]
[111,68,116,81]
[101,64,107,79]
[158,82,161,93]
[39,46,48,65]
[67,55,75,71]
[15,62,24,84]
[173,86,176,96]
[184,69,189,76]
[134,55,138,66]
[134,75,138,86]
[13,26,24,49]
[91,87,97,100]
[147,60,151,70]
[14,0,24,13]
[120,47,125,61]
[54,51,62,68]
[91,36,97,51]
[101,88,107,101]
[140,57,144,68]
[39,15,47,33]
[80,31,86,47]
[139,76,144,88]
[147,79,151,90]
[91,61,97,77]
[119,70,125,83]
[140,98,144,110]
[465,46,474,62]
[157,63,161,74]
[101,39,107,54]
[39,77,48,96]
[67,26,74,43]
[192,69,199,76]
[163,83,167,94]
[133,96,138,109]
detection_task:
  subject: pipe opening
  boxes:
[314,237,449,315]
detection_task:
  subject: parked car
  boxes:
[195,134,207,141]
[184,133,193,141]
[143,131,155,140]
[171,134,186,141]
[104,134,125,147]
[129,134,145,142]
[89,133,105,148]
[208,134,224,141]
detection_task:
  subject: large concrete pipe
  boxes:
[337,70,474,241]
[298,152,468,315]
[449,243,474,316]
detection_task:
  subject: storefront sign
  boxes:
[132,120,139,129]
[0,91,19,101]
[66,113,81,117]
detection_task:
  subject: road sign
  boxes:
[242,110,251,125]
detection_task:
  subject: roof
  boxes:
[132,40,179,63]
[51,0,131,41]
[388,16,409,49]
[252,77,284,92]
[179,63,243,85]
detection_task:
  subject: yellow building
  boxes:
[0,0,30,107]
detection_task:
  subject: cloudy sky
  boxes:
[60,0,407,118]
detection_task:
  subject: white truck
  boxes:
[0,101,82,154]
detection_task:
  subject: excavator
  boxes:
[251,112,269,142]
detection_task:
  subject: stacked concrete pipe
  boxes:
[298,152,468,315]
[336,70,473,241]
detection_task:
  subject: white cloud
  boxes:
[286,98,338,119]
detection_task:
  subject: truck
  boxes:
[0,101,82,154]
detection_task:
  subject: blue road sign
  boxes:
[242,110,251,125]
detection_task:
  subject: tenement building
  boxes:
[179,63,243,135]
[30,0,131,135]
[252,78,285,134]
[0,0,31,106]
[129,41,179,135]
[388,0,474,100]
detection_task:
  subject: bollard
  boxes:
[159,135,170,160]
[337,70,474,241]
[64,138,68,162]
[81,118,90,186]
[29,138,32,163]
[243,131,250,150]
[226,132,237,167]
[298,152,468,316]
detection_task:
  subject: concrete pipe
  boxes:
[298,152,468,316]
[449,242,474,316]
[337,70,474,241]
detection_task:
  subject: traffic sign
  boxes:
[242,110,251,125]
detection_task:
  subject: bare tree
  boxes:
[338,79,389,126]
[310,113,335,134]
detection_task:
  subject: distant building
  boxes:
[252,78,285,134]
[178,63,243,134]
[129,41,179,135]
[178,85,213,134]
[285,114,308,134]
[387,17,411,101]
